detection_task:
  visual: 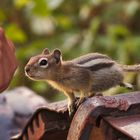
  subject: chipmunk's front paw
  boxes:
[68,102,76,118]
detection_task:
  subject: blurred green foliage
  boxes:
[0,0,140,101]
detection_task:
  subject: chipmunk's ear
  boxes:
[53,49,61,63]
[42,48,50,55]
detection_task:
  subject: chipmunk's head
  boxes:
[25,48,62,81]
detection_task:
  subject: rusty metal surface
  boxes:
[100,118,133,140]
[67,92,140,140]
[104,114,140,140]
[89,126,105,140]
[11,100,70,140]
[11,91,140,140]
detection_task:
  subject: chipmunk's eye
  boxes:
[38,58,48,68]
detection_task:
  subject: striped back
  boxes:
[72,53,115,71]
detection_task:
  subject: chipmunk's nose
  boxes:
[25,66,31,73]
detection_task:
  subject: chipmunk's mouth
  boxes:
[25,67,43,80]
[25,71,35,78]
[25,72,43,81]
[28,74,35,78]
[25,66,37,78]
[25,73,38,81]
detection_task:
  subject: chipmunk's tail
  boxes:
[122,64,140,72]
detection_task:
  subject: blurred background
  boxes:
[1,0,140,102]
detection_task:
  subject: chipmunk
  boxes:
[25,48,140,116]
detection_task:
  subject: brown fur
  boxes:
[25,48,139,115]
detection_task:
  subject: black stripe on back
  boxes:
[87,62,114,71]
[78,55,110,64]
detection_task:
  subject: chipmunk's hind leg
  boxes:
[120,82,133,90]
